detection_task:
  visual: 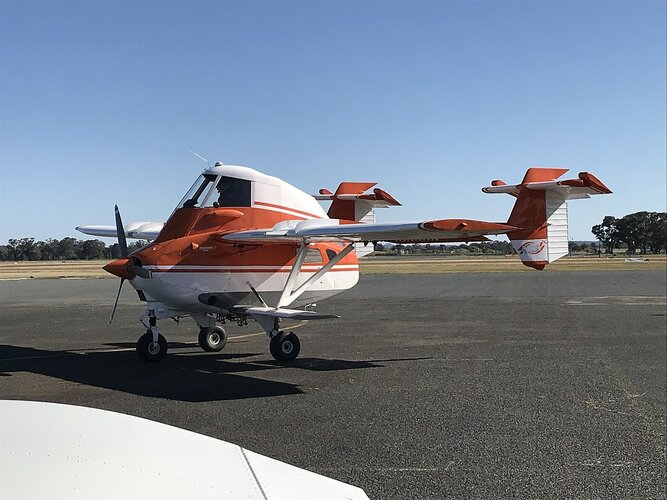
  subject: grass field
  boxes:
[0,255,664,279]
[361,255,667,273]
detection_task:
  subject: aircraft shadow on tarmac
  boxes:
[0,344,424,402]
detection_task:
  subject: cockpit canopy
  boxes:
[177,174,251,209]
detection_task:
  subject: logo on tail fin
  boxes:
[517,240,546,255]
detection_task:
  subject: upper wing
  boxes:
[221,218,517,244]
[76,221,164,240]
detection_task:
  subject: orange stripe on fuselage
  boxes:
[253,201,324,219]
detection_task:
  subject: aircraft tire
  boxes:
[198,326,227,352]
[270,332,300,361]
[137,331,168,362]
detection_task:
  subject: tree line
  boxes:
[376,240,516,255]
[2,210,664,261]
[592,211,666,254]
[0,238,147,261]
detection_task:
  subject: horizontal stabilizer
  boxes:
[482,169,612,200]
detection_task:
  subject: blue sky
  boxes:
[1,0,665,242]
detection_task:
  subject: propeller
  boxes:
[115,205,128,258]
[106,205,151,322]
[110,205,127,324]
[109,278,124,324]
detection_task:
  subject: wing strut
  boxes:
[246,281,269,307]
[277,242,355,308]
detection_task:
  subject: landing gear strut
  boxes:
[137,316,167,362]
[269,331,300,361]
[198,326,227,352]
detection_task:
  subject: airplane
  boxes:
[77,163,611,363]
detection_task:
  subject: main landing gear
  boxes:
[269,331,300,361]
[198,326,228,352]
[134,312,301,363]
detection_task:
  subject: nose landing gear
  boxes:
[136,316,168,362]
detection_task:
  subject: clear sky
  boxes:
[1,0,665,242]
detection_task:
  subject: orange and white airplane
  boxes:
[77,163,611,363]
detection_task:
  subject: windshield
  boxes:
[176,174,217,209]
[174,173,252,211]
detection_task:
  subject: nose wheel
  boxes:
[269,331,300,361]
[137,329,168,362]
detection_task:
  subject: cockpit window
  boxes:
[177,174,217,209]
[208,176,251,208]
[176,173,252,210]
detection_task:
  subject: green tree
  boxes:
[615,212,663,254]
[57,237,79,260]
[10,238,40,260]
[6,239,20,260]
[648,212,667,253]
[36,239,59,260]
[81,239,106,259]
[591,216,619,254]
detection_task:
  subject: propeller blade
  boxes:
[115,205,128,258]
[109,278,125,324]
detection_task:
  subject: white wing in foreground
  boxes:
[221,218,517,244]
[76,221,164,240]
[0,400,369,500]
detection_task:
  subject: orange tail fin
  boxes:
[483,168,612,270]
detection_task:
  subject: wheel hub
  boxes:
[147,342,161,355]
[281,341,293,354]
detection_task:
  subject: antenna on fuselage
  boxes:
[189,149,211,168]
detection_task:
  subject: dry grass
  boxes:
[0,261,113,280]
[360,256,667,274]
[1,255,664,280]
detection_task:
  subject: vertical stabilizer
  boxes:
[482,167,612,270]
[314,183,401,222]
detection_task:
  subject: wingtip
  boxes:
[578,172,612,194]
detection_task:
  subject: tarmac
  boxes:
[1,270,665,499]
